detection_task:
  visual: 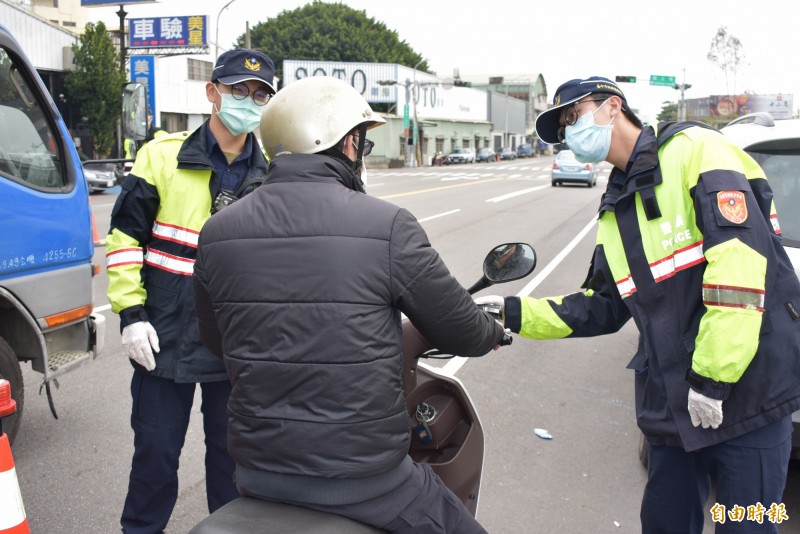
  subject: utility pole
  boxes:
[377,79,413,167]
[673,68,692,121]
[410,58,423,167]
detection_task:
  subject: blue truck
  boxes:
[0,25,114,444]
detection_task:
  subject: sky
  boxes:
[89,0,800,123]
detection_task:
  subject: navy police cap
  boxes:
[212,48,276,94]
[535,76,626,144]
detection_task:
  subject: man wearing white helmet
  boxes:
[192,75,505,533]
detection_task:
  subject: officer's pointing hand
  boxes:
[687,388,723,429]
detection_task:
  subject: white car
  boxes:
[721,112,800,457]
[444,147,475,164]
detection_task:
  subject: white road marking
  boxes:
[418,209,461,222]
[485,185,549,203]
[441,216,599,376]
[94,304,112,313]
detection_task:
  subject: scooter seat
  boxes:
[189,497,387,533]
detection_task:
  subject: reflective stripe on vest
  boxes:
[615,241,706,298]
[145,247,195,276]
[703,284,765,312]
[650,241,705,282]
[152,220,200,248]
[616,276,637,298]
[107,247,144,269]
[771,214,782,235]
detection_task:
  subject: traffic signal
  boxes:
[615,76,637,83]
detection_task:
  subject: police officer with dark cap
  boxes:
[106,47,275,533]
[478,75,800,533]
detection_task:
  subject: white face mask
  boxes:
[564,99,614,164]
[213,86,262,136]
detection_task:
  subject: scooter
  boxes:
[190,243,537,534]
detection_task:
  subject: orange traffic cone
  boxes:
[89,197,104,247]
[0,379,29,534]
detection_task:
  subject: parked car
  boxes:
[516,143,534,158]
[720,112,800,458]
[444,147,475,164]
[476,147,496,162]
[551,149,597,187]
[82,161,118,193]
[498,147,516,160]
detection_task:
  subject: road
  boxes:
[12,155,800,533]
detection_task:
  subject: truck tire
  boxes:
[0,337,23,445]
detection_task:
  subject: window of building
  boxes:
[62,21,76,27]
[462,138,471,149]
[188,59,213,82]
[435,138,444,154]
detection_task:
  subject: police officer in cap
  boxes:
[106,48,276,533]
[477,76,800,533]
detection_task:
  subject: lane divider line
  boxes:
[486,185,549,203]
[378,178,504,200]
[419,209,461,223]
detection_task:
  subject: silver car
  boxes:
[551,149,597,187]
[83,162,118,194]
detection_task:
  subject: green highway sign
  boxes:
[650,75,676,87]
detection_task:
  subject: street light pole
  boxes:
[117,4,127,76]
[411,58,423,167]
[215,0,238,60]
[673,68,692,121]
[504,83,509,149]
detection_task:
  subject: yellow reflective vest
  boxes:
[106,123,268,381]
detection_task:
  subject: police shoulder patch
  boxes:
[717,190,747,224]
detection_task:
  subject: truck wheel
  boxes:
[0,337,23,445]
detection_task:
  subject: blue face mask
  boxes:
[564,99,614,164]
[214,88,262,136]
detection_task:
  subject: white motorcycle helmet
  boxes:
[260,76,385,160]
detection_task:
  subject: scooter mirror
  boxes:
[483,243,536,283]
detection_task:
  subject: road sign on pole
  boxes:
[649,75,676,87]
[403,104,409,129]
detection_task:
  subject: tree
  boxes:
[239,1,429,82]
[65,21,126,157]
[707,26,745,97]
[657,101,679,122]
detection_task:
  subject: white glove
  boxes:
[121,321,160,371]
[687,388,723,429]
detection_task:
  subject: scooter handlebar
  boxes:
[500,330,513,346]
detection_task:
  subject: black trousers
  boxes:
[304,462,487,534]
[641,417,792,534]
[120,371,238,533]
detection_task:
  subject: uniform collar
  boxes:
[601,126,660,213]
